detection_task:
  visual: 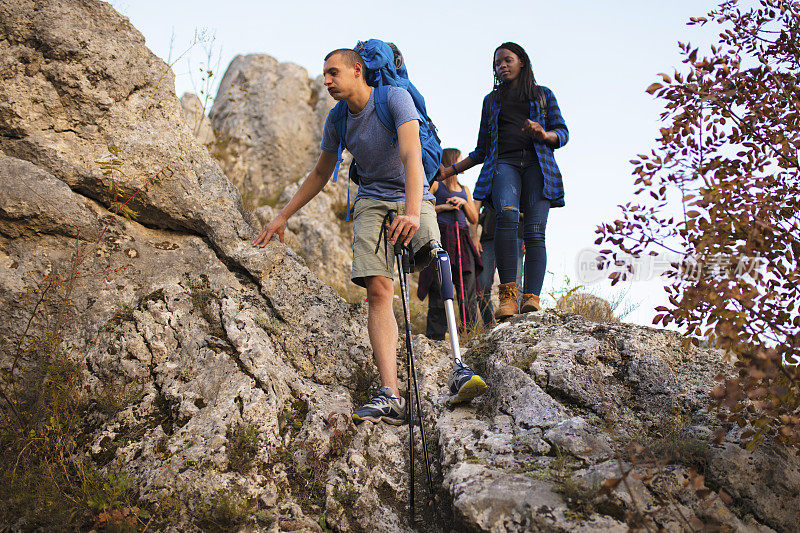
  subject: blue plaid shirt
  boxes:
[469,86,569,207]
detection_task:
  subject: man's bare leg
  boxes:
[365,275,400,399]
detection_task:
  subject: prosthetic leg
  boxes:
[428,241,489,407]
[427,242,464,367]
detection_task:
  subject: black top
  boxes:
[498,88,535,158]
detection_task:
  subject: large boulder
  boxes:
[0,0,252,256]
[429,312,797,532]
[209,53,355,288]
[0,0,371,528]
[210,54,333,207]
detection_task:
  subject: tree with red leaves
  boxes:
[596,0,800,450]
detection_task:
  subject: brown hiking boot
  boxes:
[495,282,519,321]
[521,294,542,313]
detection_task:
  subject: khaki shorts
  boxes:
[351,198,440,287]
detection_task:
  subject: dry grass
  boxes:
[545,274,640,323]
[556,292,616,323]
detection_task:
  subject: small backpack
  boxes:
[329,39,443,221]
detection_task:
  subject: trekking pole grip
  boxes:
[385,210,405,256]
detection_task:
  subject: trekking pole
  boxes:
[384,210,435,523]
[453,222,468,336]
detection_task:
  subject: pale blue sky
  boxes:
[108,0,722,327]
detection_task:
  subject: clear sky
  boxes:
[108,0,722,327]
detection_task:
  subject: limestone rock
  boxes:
[0,0,255,259]
[437,312,797,532]
[0,0,367,528]
[210,54,335,206]
[706,440,800,532]
[179,92,215,146]
[543,417,614,462]
[1,1,798,532]
[208,53,355,287]
[252,161,357,290]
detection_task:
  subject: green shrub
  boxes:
[226,423,260,473]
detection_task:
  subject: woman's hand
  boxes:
[523,119,547,140]
[435,203,458,213]
[448,197,467,209]
[524,120,558,145]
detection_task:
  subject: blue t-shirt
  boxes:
[321,87,435,203]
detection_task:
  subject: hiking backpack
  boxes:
[328,39,443,221]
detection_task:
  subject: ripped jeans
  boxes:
[492,156,550,295]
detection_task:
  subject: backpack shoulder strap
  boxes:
[372,85,397,143]
[329,101,348,183]
[330,100,348,149]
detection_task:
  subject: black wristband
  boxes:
[450,164,458,175]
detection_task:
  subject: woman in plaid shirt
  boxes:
[438,41,569,320]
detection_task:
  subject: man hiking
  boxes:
[253,48,487,424]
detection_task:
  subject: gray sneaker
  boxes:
[352,386,406,425]
[447,361,488,405]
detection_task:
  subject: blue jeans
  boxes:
[492,158,550,295]
[477,238,524,326]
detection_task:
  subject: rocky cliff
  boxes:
[210,54,332,206]
[207,53,355,288]
[0,1,798,532]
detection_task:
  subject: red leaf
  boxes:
[646,82,663,95]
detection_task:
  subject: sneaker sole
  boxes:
[352,413,405,426]
[447,375,488,405]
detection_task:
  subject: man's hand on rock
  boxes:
[252,216,286,247]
